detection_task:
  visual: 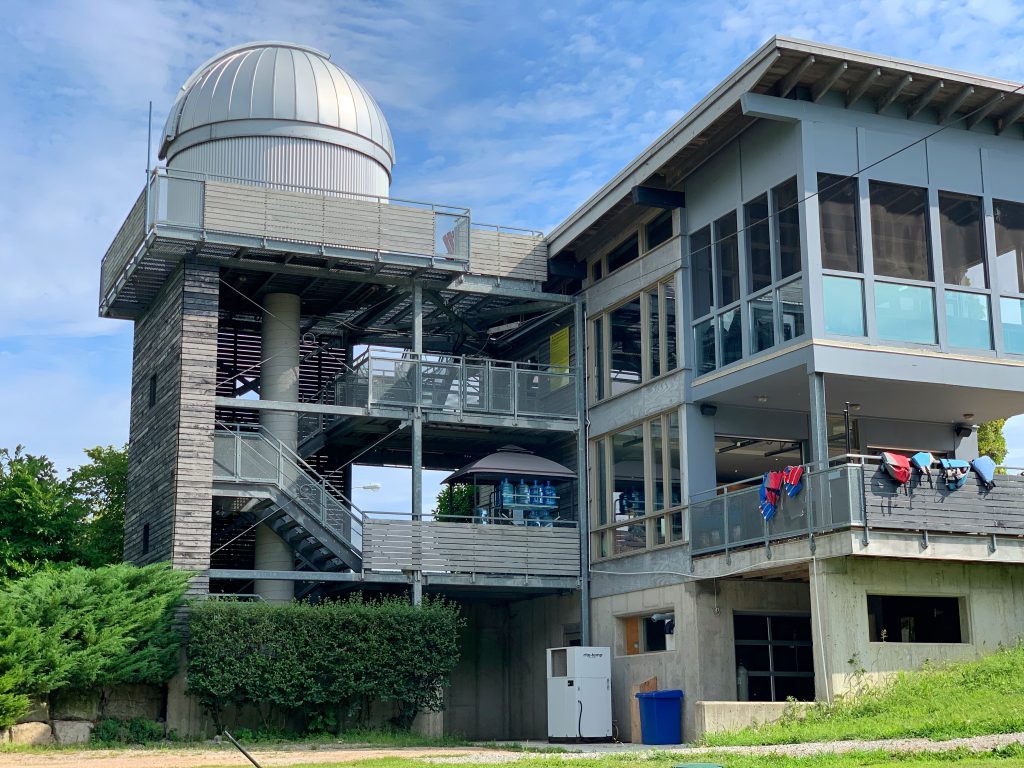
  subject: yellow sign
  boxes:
[550,327,570,389]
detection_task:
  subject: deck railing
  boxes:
[332,349,577,420]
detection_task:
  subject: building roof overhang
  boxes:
[547,36,1024,260]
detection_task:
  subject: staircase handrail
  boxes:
[215,422,365,528]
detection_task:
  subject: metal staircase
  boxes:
[213,425,363,573]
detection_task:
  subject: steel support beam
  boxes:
[411,284,423,606]
[808,372,829,467]
[574,298,591,645]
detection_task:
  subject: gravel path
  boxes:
[1,732,1021,768]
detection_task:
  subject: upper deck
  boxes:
[100,168,550,320]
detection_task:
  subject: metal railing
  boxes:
[213,424,363,551]
[332,349,577,420]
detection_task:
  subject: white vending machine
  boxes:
[546,646,612,742]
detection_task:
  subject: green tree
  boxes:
[977,420,1008,465]
[69,445,127,567]
[0,448,82,580]
[432,484,476,522]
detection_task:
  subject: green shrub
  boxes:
[0,563,190,728]
[187,596,464,730]
[91,717,170,744]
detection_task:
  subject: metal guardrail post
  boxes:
[512,362,519,421]
[366,351,374,408]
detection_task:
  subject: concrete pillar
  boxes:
[256,292,301,602]
[808,372,829,468]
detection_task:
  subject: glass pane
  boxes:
[823,276,865,336]
[945,290,992,350]
[1002,297,1024,354]
[995,199,1024,294]
[647,286,663,380]
[778,279,805,341]
[594,440,608,526]
[695,318,716,375]
[609,298,642,395]
[716,211,740,305]
[750,293,775,353]
[691,226,713,318]
[818,173,861,272]
[774,178,802,278]
[735,644,771,672]
[612,425,646,519]
[667,412,681,508]
[720,307,743,365]
[773,676,815,701]
[870,181,932,281]
[771,615,812,641]
[591,259,603,282]
[734,614,769,641]
[664,283,678,371]
[875,282,936,343]
[940,192,987,287]
[651,419,664,513]
[646,209,673,251]
[745,194,772,291]
[592,318,605,400]
[607,233,639,273]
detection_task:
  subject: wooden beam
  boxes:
[846,67,881,108]
[779,55,816,97]
[811,60,847,103]
[998,98,1024,135]
[966,92,1005,130]
[875,74,912,113]
[907,79,943,118]
[939,85,975,124]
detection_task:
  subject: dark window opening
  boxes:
[691,226,714,318]
[773,177,802,279]
[870,181,932,281]
[609,298,642,395]
[818,173,862,272]
[148,374,158,408]
[142,523,150,555]
[995,199,1024,294]
[746,194,772,292]
[643,616,668,652]
[940,192,987,287]
[607,233,640,274]
[867,595,963,643]
[716,211,741,306]
[591,259,603,283]
[646,210,674,251]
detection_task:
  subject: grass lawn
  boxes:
[275,745,1024,768]
[703,645,1024,746]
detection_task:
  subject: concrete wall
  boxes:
[589,578,810,743]
[444,593,580,740]
[809,557,1024,699]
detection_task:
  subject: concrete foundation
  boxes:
[693,701,805,738]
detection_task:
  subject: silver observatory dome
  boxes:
[159,42,394,196]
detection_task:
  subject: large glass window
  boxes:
[645,210,673,252]
[870,181,932,281]
[664,284,678,371]
[778,280,805,341]
[818,173,861,272]
[592,318,605,400]
[720,307,743,366]
[716,212,740,306]
[995,199,1024,294]
[612,425,645,519]
[607,233,640,274]
[695,318,716,375]
[750,293,775,353]
[608,298,642,395]
[945,290,992,350]
[691,226,713,318]
[940,192,987,287]
[734,614,814,702]
[1002,297,1024,354]
[774,178,802,278]
[745,194,772,292]
[875,282,936,344]
[646,285,661,380]
[823,276,865,336]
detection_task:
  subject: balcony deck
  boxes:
[99,169,550,319]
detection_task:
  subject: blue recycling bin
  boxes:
[635,689,684,744]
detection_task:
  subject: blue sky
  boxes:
[2,0,1023,511]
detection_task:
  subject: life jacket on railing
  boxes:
[910,452,934,483]
[782,465,803,497]
[939,458,970,490]
[759,470,785,521]
[971,456,997,491]
[880,452,912,485]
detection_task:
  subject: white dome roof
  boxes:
[159,42,394,173]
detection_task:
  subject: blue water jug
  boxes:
[500,477,514,506]
[530,480,542,505]
[544,481,556,507]
[516,479,529,505]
